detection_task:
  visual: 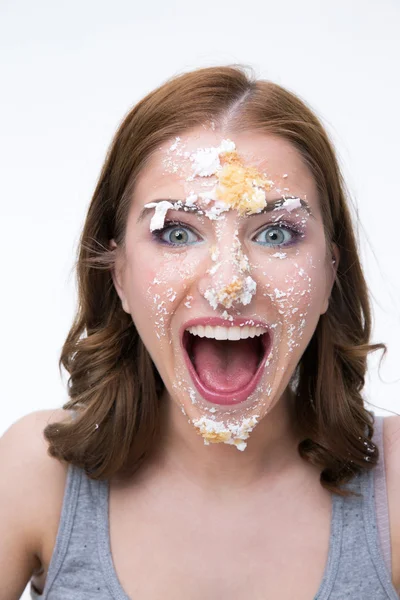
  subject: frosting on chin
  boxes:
[192,414,260,451]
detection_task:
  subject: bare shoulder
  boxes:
[0,407,71,481]
[382,414,400,590]
[0,409,71,561]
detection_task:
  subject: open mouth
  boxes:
[181,323,272,405]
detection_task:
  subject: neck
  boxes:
[151,387,303,496]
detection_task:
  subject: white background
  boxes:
[0,0,399,597]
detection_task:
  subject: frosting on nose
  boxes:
[202,275,257,310]
[200,225,256,310]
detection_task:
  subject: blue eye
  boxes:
[153,222,200,246]
[253,224,301,247]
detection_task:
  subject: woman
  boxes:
[1,65,399,599]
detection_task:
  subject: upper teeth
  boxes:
[186,325,267,340]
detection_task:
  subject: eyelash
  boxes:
[152,221,202,247]
[253,220,303,248]
[152,220,304,249]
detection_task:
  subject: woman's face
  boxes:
[112,128,337,450]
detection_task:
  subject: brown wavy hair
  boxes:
[44,64,387,497]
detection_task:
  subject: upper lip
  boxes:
[179,317,271,342]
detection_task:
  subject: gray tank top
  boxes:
[30,415,399,599]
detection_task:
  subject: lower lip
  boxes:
[182,332,273,405]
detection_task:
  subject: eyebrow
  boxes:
[137,196,315,223]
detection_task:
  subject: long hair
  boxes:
[44,65,387,496]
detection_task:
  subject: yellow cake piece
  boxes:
[216,150,273,215]
[217,278,243,305]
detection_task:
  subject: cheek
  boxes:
[257,252,327,350]
[127,249,203,340]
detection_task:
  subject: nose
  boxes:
[197,235,257,310]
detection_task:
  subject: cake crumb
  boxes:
[204,276,257,309]
[192,415,259,451]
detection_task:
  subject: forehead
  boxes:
[133,127,319,210]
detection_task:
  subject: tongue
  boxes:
[191,337,260,392]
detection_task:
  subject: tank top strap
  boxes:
[30,463,83,598]
[372,415,393,576]
[95,479,131,599]
[316,414,399,599]
[359,414,398,598]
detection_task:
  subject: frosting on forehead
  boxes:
[145,138,277,228]
[188,139,274,217]
[190,139,236,177]
[213,150,273,216]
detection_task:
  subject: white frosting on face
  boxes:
[281,197,302,212]
[185,191,198,207]
[190,139,236,178]
[191,148,221,177]
[203,198,230,220]
[203,276,257,309]
[192,414,260,451]
[144,200,175,231]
